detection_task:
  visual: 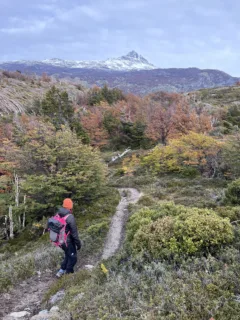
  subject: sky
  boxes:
[1,0,240,75]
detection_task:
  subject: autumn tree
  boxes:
[81,108,109,147]
[144,93,212,145]
[41,72,51,82]
[145,99,175,145]
[142,132,222,177]
[102,99,149,149]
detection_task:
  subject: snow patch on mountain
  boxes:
[2,51,156,71]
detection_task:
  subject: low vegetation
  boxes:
[128,203,233,258]
[2,74,240,318]
[0,187,120,292]
[44,171,240,319]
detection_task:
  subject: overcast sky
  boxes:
[1,0,240,75]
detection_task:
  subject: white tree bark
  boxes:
[14,171,20,207]
[110,148,131,163]
[9,205,14,239]
[4,215,9,240]
[22,195,26,229]
[14,171,21,228]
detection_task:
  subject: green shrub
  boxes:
[216,206,240,222]
[179,166,199,178]
[128,204,234,258]
[127,202,189,243]
[127,208,154,242]
[86,220,110,237]
[225,179,240,205]
[174,209,234,255]
[131,216,175,258]
[137,195,156,207]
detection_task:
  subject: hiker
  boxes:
[49,198,81,278]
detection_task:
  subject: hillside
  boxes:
[1,69,240,116]
[0,52,239,95]
[1,80,240,319]
[0,71,85,114]
[190,85,240,107]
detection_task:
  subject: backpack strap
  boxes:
[63,214,70,221]
[63,214,71,237]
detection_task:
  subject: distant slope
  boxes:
[0,71,84,114]
[1,69,240,115]
[0,62,238,95]
[190,85,240,107]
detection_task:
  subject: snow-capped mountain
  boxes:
[1,51,239,95]
[2,51,156,71]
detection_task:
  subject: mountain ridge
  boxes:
[1,50,156,71]
[0,51,239,94]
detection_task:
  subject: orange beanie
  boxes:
[63,198,73,210]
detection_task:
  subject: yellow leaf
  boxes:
[101,263,108,274]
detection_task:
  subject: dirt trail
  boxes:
[1,188,141,319]
[1,273,54,319]
[102,188,142,260]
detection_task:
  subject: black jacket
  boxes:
[58,208,81,250]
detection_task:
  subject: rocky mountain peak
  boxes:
[121,51,149,64]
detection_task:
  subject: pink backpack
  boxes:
[48,214,70,247]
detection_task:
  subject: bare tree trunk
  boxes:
[9,205,14,239]
[14,171,21,228]
[4,215,9,240]
[14,172,20,207]
[110,148,131,163]
[22,195,26,229]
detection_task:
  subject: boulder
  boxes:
[49,290,65,305]
[4,311,31,319]
[49,307,59,313]
[84,264,94,271]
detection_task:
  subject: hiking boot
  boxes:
[56,269,66,278]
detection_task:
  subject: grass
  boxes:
[0,187,120,293]
[2,153,239,319]
[192,85,240,110]
[38,169,240,319]
[43,248,240,320]
[110,173,227,209]
[0,244,61,292]
[43,269,92,303]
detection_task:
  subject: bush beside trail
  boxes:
[127,202,234,259]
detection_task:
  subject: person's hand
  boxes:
[77,239,83,251]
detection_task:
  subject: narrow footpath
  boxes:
[2,188,142,320]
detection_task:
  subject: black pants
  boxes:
[61,242,77,273]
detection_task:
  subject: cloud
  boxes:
[194,5,225,17]
[37,4,56,11]
[0,17,53,34]
[0,0,240,75]
[145,28,164,37]
[80,5,105,20]
[56,5,106,23]
[121,0,147,10]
